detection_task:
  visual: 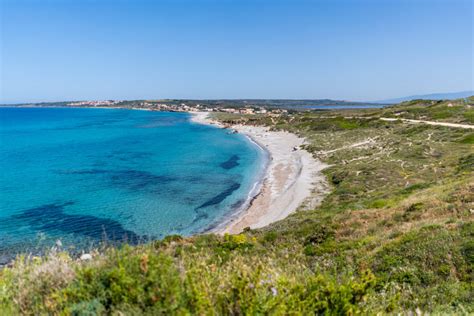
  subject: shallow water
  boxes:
[0,107,265,257]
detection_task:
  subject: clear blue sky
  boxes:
[1,0,472,103]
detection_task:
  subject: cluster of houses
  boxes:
[68,100,122,107]
[133,102,288,116]
[66,100,288,116]
[212,107,287,115]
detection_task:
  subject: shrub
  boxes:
[458,133,474,144]
[460,222,474,277]
[368,199,388,209]
[221,233,255,251]
[457,154,474,173]
[263,231,278,243]
[399,183,431,195]
[402,202,424,221]
[330,171,348,185]
[59,248,185,314]
[304,225,335,246]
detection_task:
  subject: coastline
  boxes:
[190,112,329,234]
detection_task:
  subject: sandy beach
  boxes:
[191,112,328,234]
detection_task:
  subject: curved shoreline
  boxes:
[204,126,271,234]
[190,112,329,234]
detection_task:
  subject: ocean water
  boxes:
[0,107,265,258]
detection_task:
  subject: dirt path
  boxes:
[380,118,474,129]
[317,138,377,155]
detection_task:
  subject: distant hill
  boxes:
[1,99,386,109]
[376,91,474,104]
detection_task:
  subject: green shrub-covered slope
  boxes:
[1,99,473,315]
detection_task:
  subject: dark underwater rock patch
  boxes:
[220,155,240,170]
[196,182,241,210]
[13,202,141,243]
[57,169,109,175]
[109,169,175,190]
[56,168,175,191]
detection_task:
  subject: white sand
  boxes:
[190,112,329,234]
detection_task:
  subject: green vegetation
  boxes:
[1,99,473,315]
[380,97,474,124]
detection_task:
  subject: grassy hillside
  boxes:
[379,96,474,124]
[1,100,473,315]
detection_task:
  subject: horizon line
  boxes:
[2,90,473,106]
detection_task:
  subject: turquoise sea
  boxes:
[0,107,266,260]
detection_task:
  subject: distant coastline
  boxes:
[0,98,387,114]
